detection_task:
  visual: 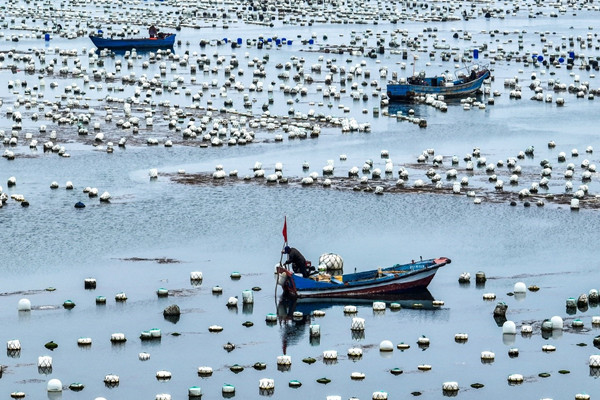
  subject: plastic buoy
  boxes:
[47,379,62,392]
[17,299,31,311]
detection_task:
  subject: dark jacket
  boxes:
[285,247,307,276]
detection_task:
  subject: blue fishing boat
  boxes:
[387,65,490,100]
[88,33,176,50]
[276,257,451,299]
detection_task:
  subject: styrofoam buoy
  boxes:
[310,324,320,337]
[156,370,172,380]
[47,378,62,392]
[481,351,495,361]
[188,386,202,397]
[572,319,584,328]
[7,339,21,350]
[115,292,127,301]
[38,356,52,367]
[397,342,410,350]
[507,373,523,383]
[380,340,394,352]
[351,371,365,380]
[197,366,213,376]
[110,333,126,342]
[592,316,600,326]
[323,350,338,360]
[417,364,432,371]
[292,311,303,320]
[590,355,600,367]
[212,286,223,294]
[513,282,526,293]
[417,336,430,346]
[265,313,277,322]
[190,271,203,281]
[155,394,171,400]
[84,278,97,289]
[542,344,556,352]
[502,321,516,334]
[483,293,496,300]
[242,290,254,304]
[139,352,151,361]
[344,305,357,314]
[373,301,386,311]
[259,378,275,390]
[157,288,169,297]
[77,337,92,346]
[222,384,235,394]
[348,347,363,357]
[227,297,238,307]
[277,355,292,365]
[442,382,459,393]
[372,391,388,399]
[313,310,326,317]
[17,298,31,311]
[521,325,533,334]
[455,333,468,342]
[209,325,223,332]
[351,317,365,331]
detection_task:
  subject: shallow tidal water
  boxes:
[1,0,600,399]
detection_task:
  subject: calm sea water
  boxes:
[1,1,600,399]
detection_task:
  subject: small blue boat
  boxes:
[387,65,490,100]
[88,33,176,50]
[277,257,451,298]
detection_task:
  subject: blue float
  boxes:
[74,202,86,209]
[275,39,281,45]
[287,40,293,45]
[237,38,242,45]
[537,55,543,62]
[223,38,228,43]
[558,57,565,63]
[531,54,537,60]
[44,33,50,41]
[473,49,478,59]
[308,39,314,45]
[569,51,575,59]
[266,38,272,42]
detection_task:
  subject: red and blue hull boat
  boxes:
[89,34,176,50]
[387,66,490,100]
[277,257,450,298]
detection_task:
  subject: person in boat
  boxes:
[282,246,313,278]
[469,69,477,82]
[149,25,158,39]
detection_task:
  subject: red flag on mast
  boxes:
[282,216,288,243]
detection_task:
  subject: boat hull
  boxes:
[89,34,176,50]
[278,257,450,299]
[387,70,490,100]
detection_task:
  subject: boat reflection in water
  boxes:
[275,289,438,351]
